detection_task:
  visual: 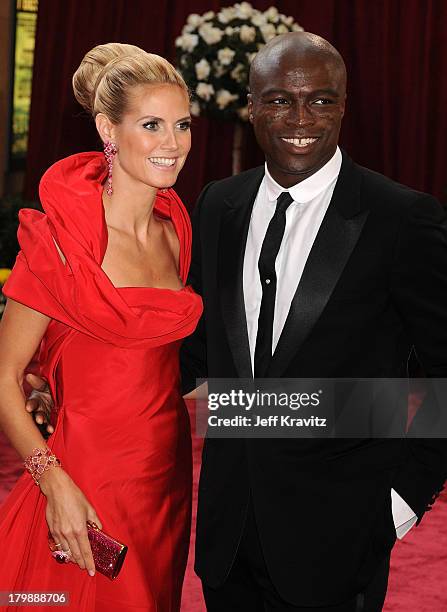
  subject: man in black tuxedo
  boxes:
[180,32,447,611]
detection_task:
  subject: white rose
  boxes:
[238,106,249,121]
[187,13,203,27]
[175,36,183,48]
[225,26,235,36]
[251,12,267,27]
[182,24,195,34]
[180,33,199,52]
[292,23,304,32]
[218,7,236,23]
[282,15,294,26]
[230,63,245,82]
[216,89,239,110]
[190,100,201,117]
[240,25,256,44]
[203,10,215,21]
[196,82,215,101]
[264,7,279,22]
[195,59,211,80]
[199,23,224,45]
[260,23,276,42]
[217,47,236,66]
[236,2,253,19]
[277,24,289,34]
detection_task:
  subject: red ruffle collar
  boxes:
[5,152,202,349]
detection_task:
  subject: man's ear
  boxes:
[95,113,115,144]
[247,94,254,123]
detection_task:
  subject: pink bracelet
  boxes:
[24,447,61,486]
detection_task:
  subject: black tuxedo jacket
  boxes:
[180,151,447,606]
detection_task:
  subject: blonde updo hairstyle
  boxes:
[72,42,189,124]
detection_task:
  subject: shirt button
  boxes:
[265,278,271,284]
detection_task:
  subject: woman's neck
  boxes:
[102,174,159,239]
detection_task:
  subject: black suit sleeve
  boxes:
[180,182,215,395]
[390,195,447,520]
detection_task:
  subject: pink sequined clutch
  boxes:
[86,521,128,580]
[48,521,128,580]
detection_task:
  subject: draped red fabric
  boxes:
[24,0,447,207]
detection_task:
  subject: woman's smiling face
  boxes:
[104,83,191,191]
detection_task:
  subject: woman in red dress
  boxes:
[0,43,202,611]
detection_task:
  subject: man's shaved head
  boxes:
[247,32,347,187]
[249,32,347,96]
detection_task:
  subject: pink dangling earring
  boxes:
[103,141,117,196]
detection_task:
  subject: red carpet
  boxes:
[1,410,446,611]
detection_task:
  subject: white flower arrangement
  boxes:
[176,2,303,121]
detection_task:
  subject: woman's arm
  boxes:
[0,298,101,576]
[0,298,51,457]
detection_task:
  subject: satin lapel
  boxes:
[268,153,369,377]
[218,167,264,379]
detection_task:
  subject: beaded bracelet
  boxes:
[24,447,61,486]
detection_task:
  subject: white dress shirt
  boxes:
[242,146,416,539]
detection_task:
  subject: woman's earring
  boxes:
[103,141,117,196]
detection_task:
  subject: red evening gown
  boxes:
[0,152,203,611]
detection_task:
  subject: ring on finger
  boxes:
[48,533,63,552]
[52,549,72,564]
